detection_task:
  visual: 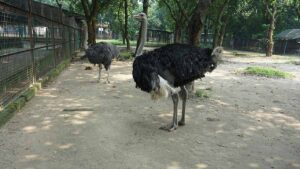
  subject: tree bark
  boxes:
[186,0,213,94]
[174,23,182,43]
[87,19,97,44]
[81,0,100,45]
[266,14,275,56]
[218,20,227,46]
[135,0,149,56]
[124,0,130,50]
[213,0,230,48]
[264,0,277,57]
[188,0,213,46]
[117,1,125,45]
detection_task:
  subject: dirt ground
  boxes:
[0,51,300,169]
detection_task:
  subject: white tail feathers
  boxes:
[151,85,169,100]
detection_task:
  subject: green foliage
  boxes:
[195,88,211,99]
[118,50,134,60]
[243,66,294,78]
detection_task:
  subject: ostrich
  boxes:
[85,42,119,83]
[132,13,223,131]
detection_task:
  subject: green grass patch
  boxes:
[195,88,211,99]
[118,50,134,61]
[232,51,248,57]
[243,66,294,78]
[287,60,300,65]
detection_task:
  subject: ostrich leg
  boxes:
[98,64,102,82]
[179,86,187,126]
[106,70,110,83]
[105,65,111,84]
[160,93,179,131]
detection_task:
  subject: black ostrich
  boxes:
[85,42,119,83]
[133,13,223,131]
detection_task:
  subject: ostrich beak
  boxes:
[133,14,142,21]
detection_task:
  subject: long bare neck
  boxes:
[135,19,147,57]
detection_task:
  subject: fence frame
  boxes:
[0,0,84,109]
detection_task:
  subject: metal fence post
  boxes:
[28,0,35,84]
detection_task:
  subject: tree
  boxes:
[185,0,214,93]
[211,0,230,47]
[158,0,196,43]
[124,0,130,50]
[188,0,214,46]
[263,0,293,56]
[80,0,111,44]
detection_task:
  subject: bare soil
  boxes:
[0,51,300,169]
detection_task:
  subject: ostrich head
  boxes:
[208,46,223,71]
[133,12,147,22]
[133,12,148,57]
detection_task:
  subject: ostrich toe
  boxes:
[159,123,178,132]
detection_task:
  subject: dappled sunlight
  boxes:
[212,99,230,106]
[58,143,74,150]
[196,163,208,169]
[249,163,260,168]
[292,163,300,168]
[195,104,205,109]
[36,92,58,98]
[24,154,39,161]
[124,94,134,98]
[22,126,38,133]
[167,161,181,169]
[44,141,53,146]
[248,110,300,130]
[158,112,173,118]
[113,73,132,81]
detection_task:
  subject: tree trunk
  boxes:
[203,16,209,45]
[213,0,229,48]
[174,23,182,43]
[218,21,227,46]
[186,0,213,94]
[124,0,130,50]
[266,12,275,57]
[87,19,96,44]
[135,0,149,56]
[81,0,100,45]
[188,0,213,46]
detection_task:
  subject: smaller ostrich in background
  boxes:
[85,42,119,83]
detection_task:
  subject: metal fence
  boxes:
[0,0,84,108]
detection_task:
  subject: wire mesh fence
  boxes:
[0,0,84,108]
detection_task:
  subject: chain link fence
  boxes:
[0,0,84,108]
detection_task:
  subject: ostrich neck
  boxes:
[136,19,147,57]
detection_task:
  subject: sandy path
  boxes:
[0,56,300,169]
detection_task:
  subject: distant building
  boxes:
[275,29,300,55]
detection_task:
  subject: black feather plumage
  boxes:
[132,43,218,92]
[85,42,119,70]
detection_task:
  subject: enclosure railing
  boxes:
[0,0,83,108]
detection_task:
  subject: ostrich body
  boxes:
[133,13,222,131]
[85,42,119,83]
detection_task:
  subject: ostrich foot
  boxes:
[159,123,178,132]
[178,120,185,126]
[104,80,110,84]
